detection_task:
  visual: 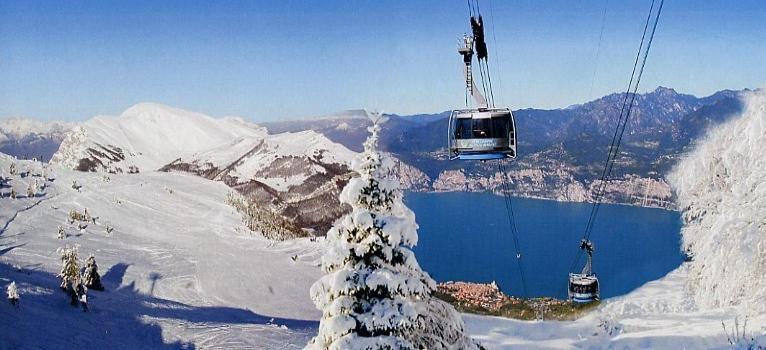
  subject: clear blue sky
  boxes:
[0,0,764,121]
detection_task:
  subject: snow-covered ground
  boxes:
[0,154,322,349]
[467,267,766,349]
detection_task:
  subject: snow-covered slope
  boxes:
[51,103,268,173]
[170,129,355,192]
[0,154,322,349]
[160,129,358,232]
[669,88,766,311]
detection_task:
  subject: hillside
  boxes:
[0,154,320,349]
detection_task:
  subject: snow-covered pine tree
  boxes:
[7,281,19,306]
[58,246,80,291]
[82,255,104,291]
[57,225,65,240]
[307,117,480,350]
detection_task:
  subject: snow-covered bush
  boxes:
[669,89,766,311]
[723,317,765,350]
[7,281,19,306]
[82,255,104,291]
[69,208,91,222]
[307,117,480,350]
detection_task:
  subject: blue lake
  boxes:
[406,191,683,299]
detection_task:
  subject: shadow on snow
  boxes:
[0,260,317,349]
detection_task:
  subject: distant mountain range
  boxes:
[263,87,751,208]
[0,87,752,212]
[0,118,73,161]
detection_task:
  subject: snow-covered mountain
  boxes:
[50,103,359,233]
[51,103,268,173]
[0,117,73,161]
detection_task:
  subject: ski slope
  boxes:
[0,154,322,349]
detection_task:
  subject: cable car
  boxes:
[568,240,599,303]
[448,108,516,160]
[447,19,517,161]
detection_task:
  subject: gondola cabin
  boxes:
[568,273,599,303]
[448,108,517,160]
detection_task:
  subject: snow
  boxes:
[222,130,355,191]
[52,102,269,171]
[466,267,766,349]
[0,155,323,348]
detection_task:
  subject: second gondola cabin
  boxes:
[568,273,599,303]
[568,239,600,303]
[448,108,516,160]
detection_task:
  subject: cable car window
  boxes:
[455,118,473,139]
[472,118,492,138]
[491,116,510,138]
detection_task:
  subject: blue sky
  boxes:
[0,0,764,121]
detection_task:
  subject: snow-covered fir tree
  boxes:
[57,225,66,240]
[58,245,80,291]
[307,117,480,350]
[7,281,19,306]
[82,255,104,291]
